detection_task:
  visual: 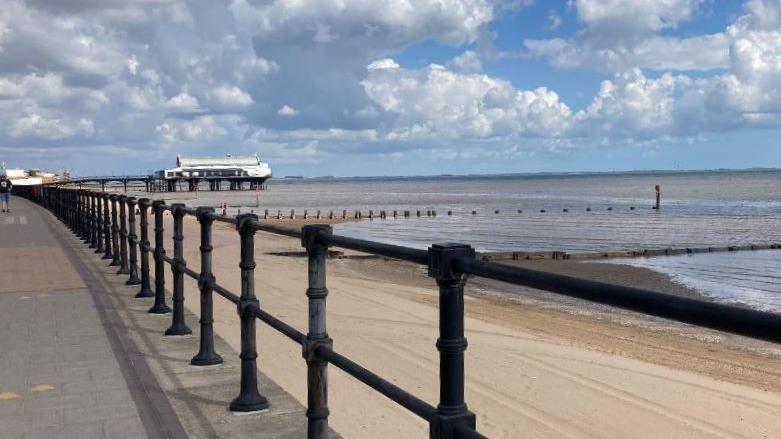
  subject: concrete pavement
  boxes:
[0,197,327,438]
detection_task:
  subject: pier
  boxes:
[4,187,781,438]
[65,176,269,193]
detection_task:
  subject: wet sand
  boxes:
[158,214,781,438]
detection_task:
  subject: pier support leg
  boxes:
[191,207,223,366]
[229,214,269,413]
[427,244,477,439]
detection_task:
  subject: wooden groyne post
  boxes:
[654,184,661,210]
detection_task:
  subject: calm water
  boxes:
[159,170,781,252]
[605,250,781,313]
[139,169,781,311]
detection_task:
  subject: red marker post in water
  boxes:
[654,184,661,210]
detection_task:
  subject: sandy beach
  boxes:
[154,213,781,438]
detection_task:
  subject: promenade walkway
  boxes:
[0,198,316,438]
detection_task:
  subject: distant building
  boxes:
[156,154,272,180]
[2,167,58,186]
[154,154,272,192]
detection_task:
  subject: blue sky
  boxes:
[1,0,780,177]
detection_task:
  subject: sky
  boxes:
[1,0,780,177]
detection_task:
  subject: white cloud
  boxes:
[277,105,299,116]
[355,105,379,118]
[547,10,562,31]
[525,33,729,72]
[362,61,572,139]
[211,86,253,108]
[165,92,199,111]
[525,0,718,72]
[243,57,280,75]
[11,113,94,139]
[574,0,704,34]
[156,115,231,143]
[448,50,483,73]
[126,55,139,75]
[230,0,495,47]
[574,69,687,138]
[367,58,400,70]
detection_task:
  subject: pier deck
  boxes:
[0,198,316,438]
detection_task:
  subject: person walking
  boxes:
[0,173,12,213]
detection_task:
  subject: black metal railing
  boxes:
[32,186,781,439]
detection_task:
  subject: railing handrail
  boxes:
[32,187,781,439]
[454,257,781,343]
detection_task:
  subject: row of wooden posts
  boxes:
[228,206,647,220]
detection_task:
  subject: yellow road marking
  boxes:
[0,392,20,400]
[30,384,55,393]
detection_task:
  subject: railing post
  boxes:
[78,190,85,239]
[81,190,89,242]
[191,207,223,366]
[136,198,154,298]
[91,192,99,248]
[59,189,64,223]
[74,190,80,236]
[68,190,73,228]
[301,225,333,438]
[125,197,141,285]
[102,193,113,260]
[117,195,130,275]
[229,213,269,413]
[58,189,64,223]
[427,243,477,439]
[126,197,141,285]
[149,200,171,314]
[88,192,97,248]
[95,193,105,254]
[165,204,192,336]
[110,194,121,266]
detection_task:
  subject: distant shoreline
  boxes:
[268,167,781,183]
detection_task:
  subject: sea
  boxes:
[146,169,781,312]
